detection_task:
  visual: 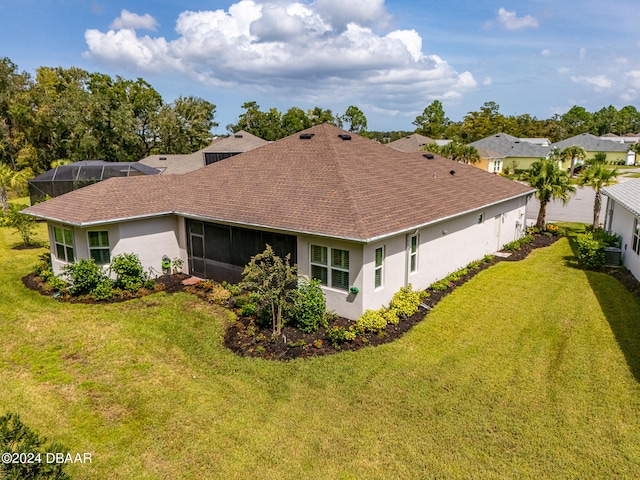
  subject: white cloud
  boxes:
[496,8,538,30]
[483,77,492,86]
[84,0,476,107]
[570,75,613,90]
[110,9,158,31]
[541,49,551,57]
[620,90,636,102]
[626,70,640,88]
[557,67,570,75]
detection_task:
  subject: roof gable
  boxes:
[469,133,550,158]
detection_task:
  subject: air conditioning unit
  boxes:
[604,247,622,266]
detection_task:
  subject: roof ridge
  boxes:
[320,125,370,239]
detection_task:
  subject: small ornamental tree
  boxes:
[241,245,297,336]
[5,203,37,246]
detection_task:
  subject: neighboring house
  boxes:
[138,130,269,174]
[23,124,534,320]
[387,133,435,153]
[468,133,551,173]
[27,161,160,204]
[602,178,640,282]
[551,133,634,166]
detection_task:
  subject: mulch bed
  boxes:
[21,232,640,360]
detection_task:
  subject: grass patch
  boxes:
[1,225,640,478]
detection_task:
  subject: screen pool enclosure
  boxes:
[28,161,160,204]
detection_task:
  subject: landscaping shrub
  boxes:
[4,203,37,246]
[503,234,534,252]
[110,253,150,292]
[388,284,422,318]
[576,233,606,270]
[62,258,109,296]
[383,309,400,325]
[355,309,387,333]
[591,229,620,247]
[0,412,71,480]
[327,325,356,347]
[292,277,327,333]
[240,303,258,317]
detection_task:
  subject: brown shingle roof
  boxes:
[24,124,533,242]
[387,133,435,152]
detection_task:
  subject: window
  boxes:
[53,226,74,262]
[88,231,110,265]
[409,234,418,273]
[633,218,640,255]
[492,159,502,173]
[331,249,350,290]
[310,245,328,285]
[374,246,384,288]
[310,245,350,291]
[478,213,485,224]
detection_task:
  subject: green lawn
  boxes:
[1,223,640,479]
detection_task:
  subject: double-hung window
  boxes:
[633,218,640,255]
[88,231,110,265]
[310,245,350,291]
[53,226,74,262]
[409,234,418,273]
[374,246,384,288]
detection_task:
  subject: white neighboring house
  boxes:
[602,178,640,282]
[24,124,534,320]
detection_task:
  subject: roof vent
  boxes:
[449,170,456,176]
[338,134,352,140]
[423,153,435,160]
[159,157,167,161]
[299,133,315,139]
[234,134,243,138]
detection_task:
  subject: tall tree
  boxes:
[341,105,367,133]
[307,107,338,126]
[228,102,283,141]
[460,101,506,142]
[578,164,619,228]
[524,158,576,229]
[281,107,311,136]
[0,164,29,215]
[413,100,449,139]
[560,106,593,136]
[560,145,587,177]
[0,58,32,170]
[152,96,217,153]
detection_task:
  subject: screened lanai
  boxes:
[28,161,160,204]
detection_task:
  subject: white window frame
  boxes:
[88,231,110,265]
[374,246,384,289]
[310,245,328,286]
[478,212,485,224]
[53,226,74,263]
[310,245,350,291]
[633,217,640,255]
[492,159,502,173]
[409,234,419,273]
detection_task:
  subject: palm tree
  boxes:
[525,158,576,229]
[560,146,587,177]
[0,165,30,216]
[578,163,619,229]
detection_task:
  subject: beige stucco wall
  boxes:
[48,216,187,278]
[300,195,529,319]
[607,199,640,282]
[297,235,364,321]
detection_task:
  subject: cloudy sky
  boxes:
[2,0,640,132]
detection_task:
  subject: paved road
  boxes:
[525,168,640,226]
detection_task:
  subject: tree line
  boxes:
[3,56,640,177]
